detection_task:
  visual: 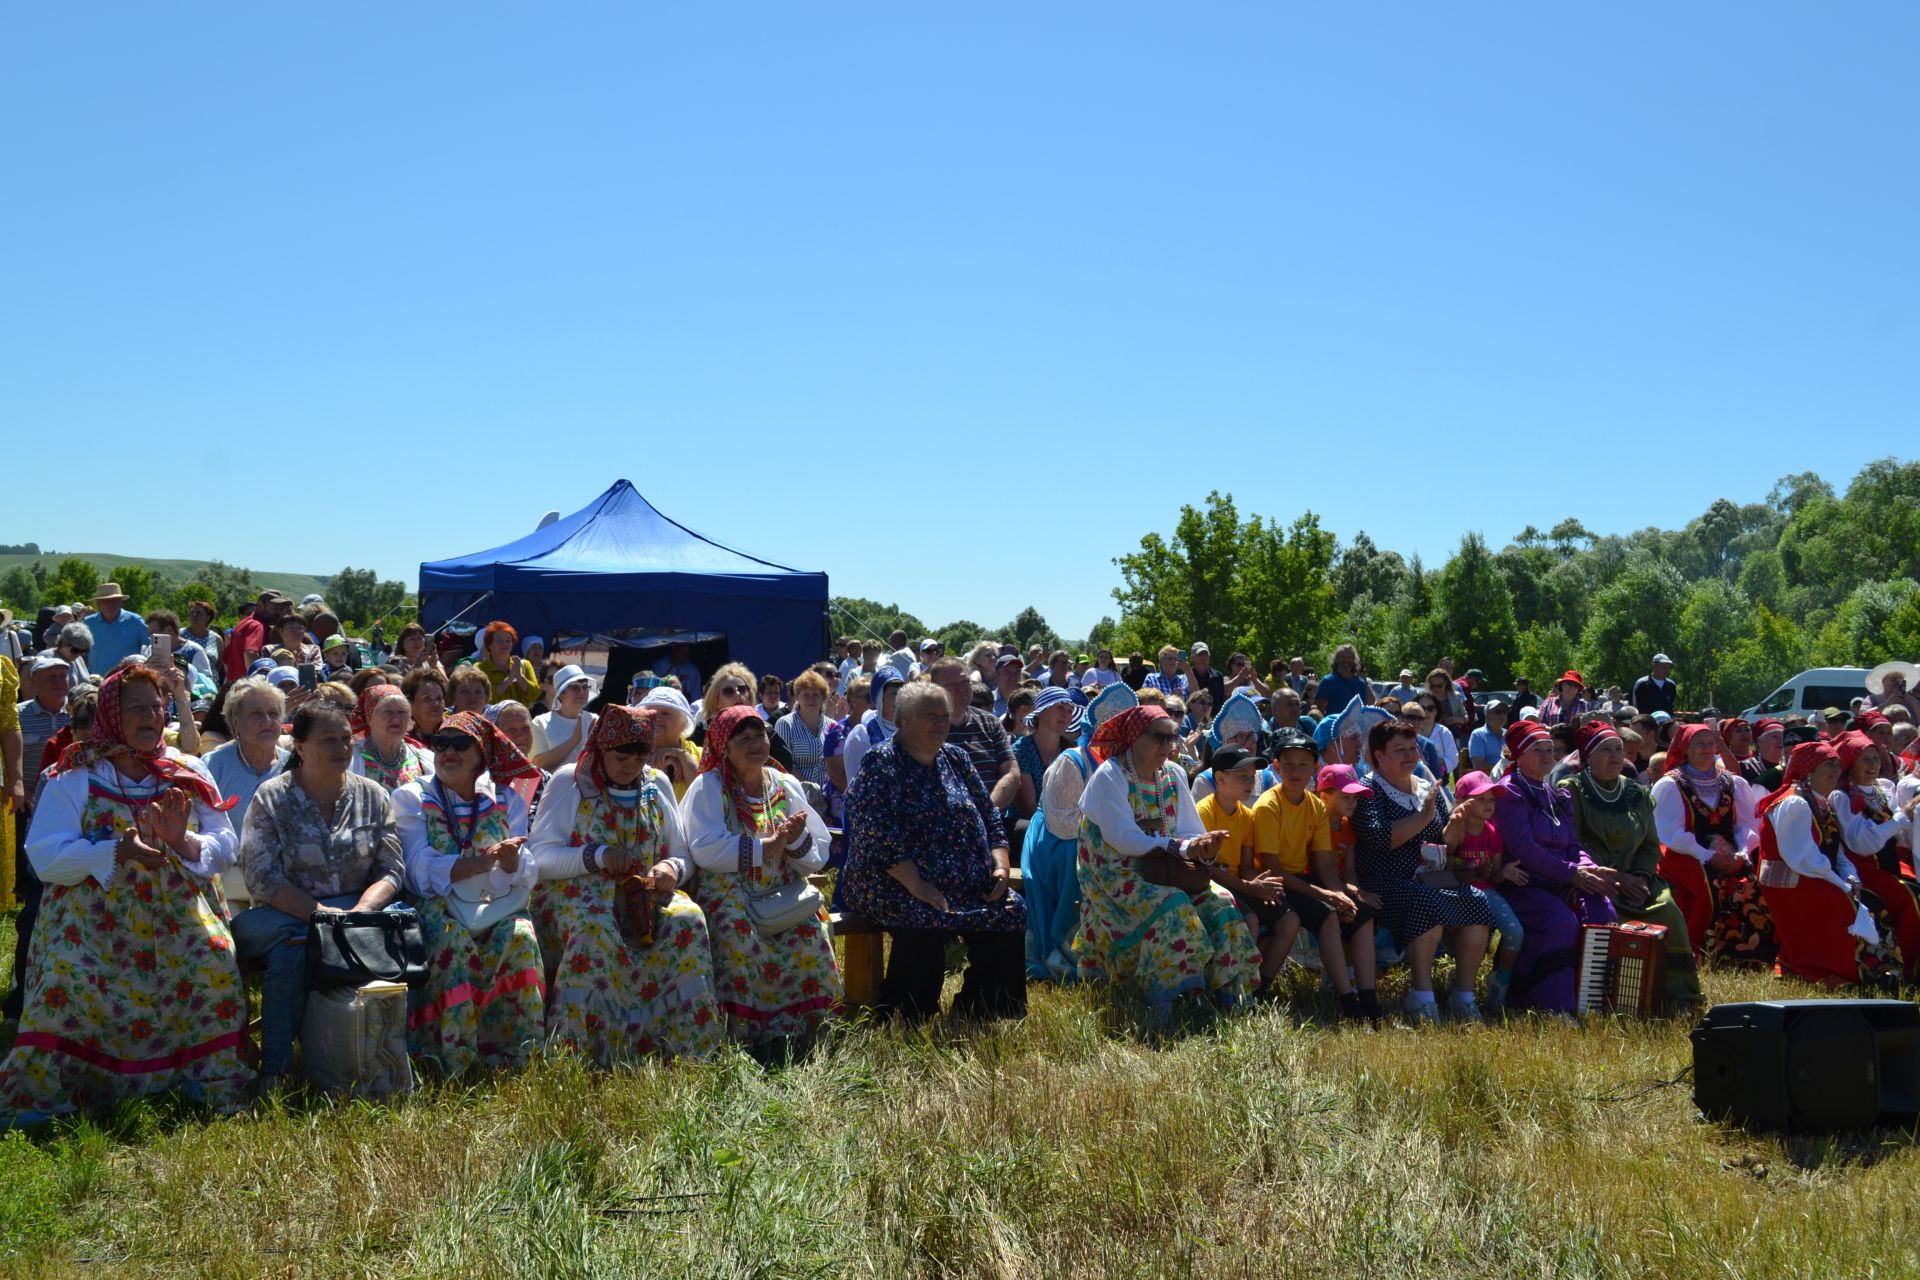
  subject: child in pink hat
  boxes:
[1445,771,1528,1013]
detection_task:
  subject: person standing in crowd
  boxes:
[1537,672,1590,728]
[0,656,18,914]
[527,705,722,1062]
[650,642,703,700]
[1468,700,1509,773]
[141,609,212,683]
[1315,645,1373,715]
[1384,670,1420,703]
[1142,645,1189,698]
[2,667,250,1116]
[1074,705,1258,1008]
[841,681,1027,1024]
[1632,654,1679,715]
[81,582,150,673]
[42,621,94,686]
[390,622,443,676]
[1086,648,1122,688]
[682,706,840,1046]
[1866,660,1920,722]
[1652,722,1774,966]
[1561,721,1702,1009]
[1186,643,1226,707]
[394,711,547,1077]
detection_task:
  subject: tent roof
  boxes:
[419,480,824,597]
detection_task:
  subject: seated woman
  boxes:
[1489,720,1619,1015]
[1561,721,1702,1010]
[1756,741,1900,987]
[1190,692,1280,803]
[473,621,541,707]
[0,667,249,1118]
[392,622,443,675]
[637,686,702,802]
[774,669,834,789]
[842,666,905,788]
[683,706,841,1044]
[1074,705,1258,1008]
[531,665,596,772]
[349,682,434,791]
[393,712,547,1077]
[1023,682,1135,981]
[527,705,723,1062]
[233,699,407,1081]
[1351,718,1495,1023]
[1830,730,1920,981]
[404,666,450,743]
[1652,723,1775,966]
[841,682,1027,1024]
[447,664,493,717]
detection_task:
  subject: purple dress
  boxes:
[1491,773,1617,1013]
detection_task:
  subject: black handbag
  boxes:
[305,909,429,990]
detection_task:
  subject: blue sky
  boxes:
[6,5,1917,639]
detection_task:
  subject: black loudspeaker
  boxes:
[1691,999,1920,1133]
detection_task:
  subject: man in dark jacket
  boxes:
[1630,654,1678,715]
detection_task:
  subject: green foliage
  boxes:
[105,565,164,613]
[325,566,409,629]
[932,619,988,653]
[0,565,39,612]
[1428,533,1517,685]
[830,597,928,648]
[1717,604,1814,711]
[1000,606,1062,656]
[43,557,100,607]
[196,560,263,615]
[1674,579,1749,707]
[1576,558,1687,690]
[1514,623,1576,689]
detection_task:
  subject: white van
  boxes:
[1741,668,1870,722]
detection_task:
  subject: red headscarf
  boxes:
[699,705,767,793]
[436,710,542,787]
[1574,719,1620,765]
[57,667,234,810]
[1833,730,1875,778]
[1855,709,1891,734]
[1089,705,1170,764]
[352,683,406,736]
[1719,717,1753,759]
[579,703,659,794]
[1504,718,1551,757]
[1667,722,1720,776]
[1754,719,1785,742]
[1760,739,1840,822]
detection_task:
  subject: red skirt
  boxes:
[1847,852,1920,981]
[1658,847,1775,965]
[1660,850,1713,958]
[1758,876,1861,987]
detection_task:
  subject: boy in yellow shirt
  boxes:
[1253,730,1382,1024]
[1196,745,1296,992]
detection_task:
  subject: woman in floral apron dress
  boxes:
[348,683,434,791]
[393,711,546,1077]
[682,706,841,1044]
[0,667,251,1118]
[527,704,723,1062]
[1074,706,1258,1006]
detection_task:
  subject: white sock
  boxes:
[1408,989,1437,1007]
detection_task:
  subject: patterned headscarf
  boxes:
[1834,729,1875,778]
[1761,739,1841,824]
[352,683,406,736]
[1089,705,1170,764]
[580,703,659,794]
[699,704,766,792]
[435,710,542,787]
[57,667,234,810]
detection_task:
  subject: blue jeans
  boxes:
[231,894,405,1076]
[1476,885,1526,956]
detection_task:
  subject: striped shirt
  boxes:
[15,697,69,793]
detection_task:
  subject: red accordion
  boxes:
[1575,921,1667,1016]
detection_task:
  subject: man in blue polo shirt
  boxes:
[80,581,149,672]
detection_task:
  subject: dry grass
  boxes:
[2,912,1918,1279]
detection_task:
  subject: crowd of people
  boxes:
[2,583,1918,1119]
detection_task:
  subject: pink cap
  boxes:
[1315,764,1372,796]
[1454,769,1499,801]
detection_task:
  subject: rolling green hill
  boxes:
[0,551,332,602]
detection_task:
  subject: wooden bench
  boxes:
[822,868,1025,1007]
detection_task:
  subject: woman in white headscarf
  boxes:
[638,685,701,802]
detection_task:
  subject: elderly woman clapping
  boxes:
[0,667,250,1116]
[528,705,723,1062]
[842,682,1027,1023]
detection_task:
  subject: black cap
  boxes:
[1210,744,1268,773]
[1269,727,1319,758]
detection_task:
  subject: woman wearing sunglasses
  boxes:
[683,705,840,1045]
[695,662,795,771]
[392,712,547,1077]
[1073,705,1258,1009]
[527,705,723,1063]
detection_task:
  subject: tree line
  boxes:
[0,558,411,631]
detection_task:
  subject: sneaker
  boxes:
[1402,992,1440,1025]
[1446,993,1482,1023]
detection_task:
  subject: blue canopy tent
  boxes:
[417,480,828,682]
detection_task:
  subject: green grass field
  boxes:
[0,907,1916,1279]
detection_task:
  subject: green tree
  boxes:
[1002,607,1062,656]
[198,561,262,615]
[1111,492,1244,650]
[1577,558,1686,690]
[106,565,164,613]
[1428,533,1517,684]
[1810,579,1920,668]
[933,620,987,654]
[1514,623,1575,690]
[1233,513,1339,669]
[325,567,409,628]
[1085,616,1118,652]
[1673,579,1749,707]
[44,557,100,608]
[1385,554,1441,674]
[0,566,38,612]
[1330,532,1407,612]
[830,597,928,649]
[1717,605,1814,711]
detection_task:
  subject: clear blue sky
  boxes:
[6,5,1917,639]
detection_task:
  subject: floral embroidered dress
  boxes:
[682,763,841,1043]
[1074,757,1258,1004]
[0,655,16,909]
[0,753,250,1118]
[393,778,546,1076]
[350,735,434,792]
[1653,769,1776,965]
[527,762,723,1062]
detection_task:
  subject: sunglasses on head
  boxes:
[428,732,478,754]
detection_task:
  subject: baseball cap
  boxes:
[1652,653,1674,666]
[995,653,1022,668]
[1269,727,1319,758]
[321,633,348,651]
[1210,744,1267,773]
[1484,699,1510,714]
[1465,668,1486,681]
[1454,770,1499,801]
[257,589,291,605]
[1191,642,1210,656]
[920,639,941,653]
[1315,764,1373,796]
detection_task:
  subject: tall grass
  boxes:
[1,913,1917,1278]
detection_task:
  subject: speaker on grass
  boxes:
[1691,999,1920,1133]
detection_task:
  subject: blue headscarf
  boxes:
[1207,691,1264,752]
[1080,681,1138,748]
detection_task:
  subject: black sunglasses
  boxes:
[427,732,478,754]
